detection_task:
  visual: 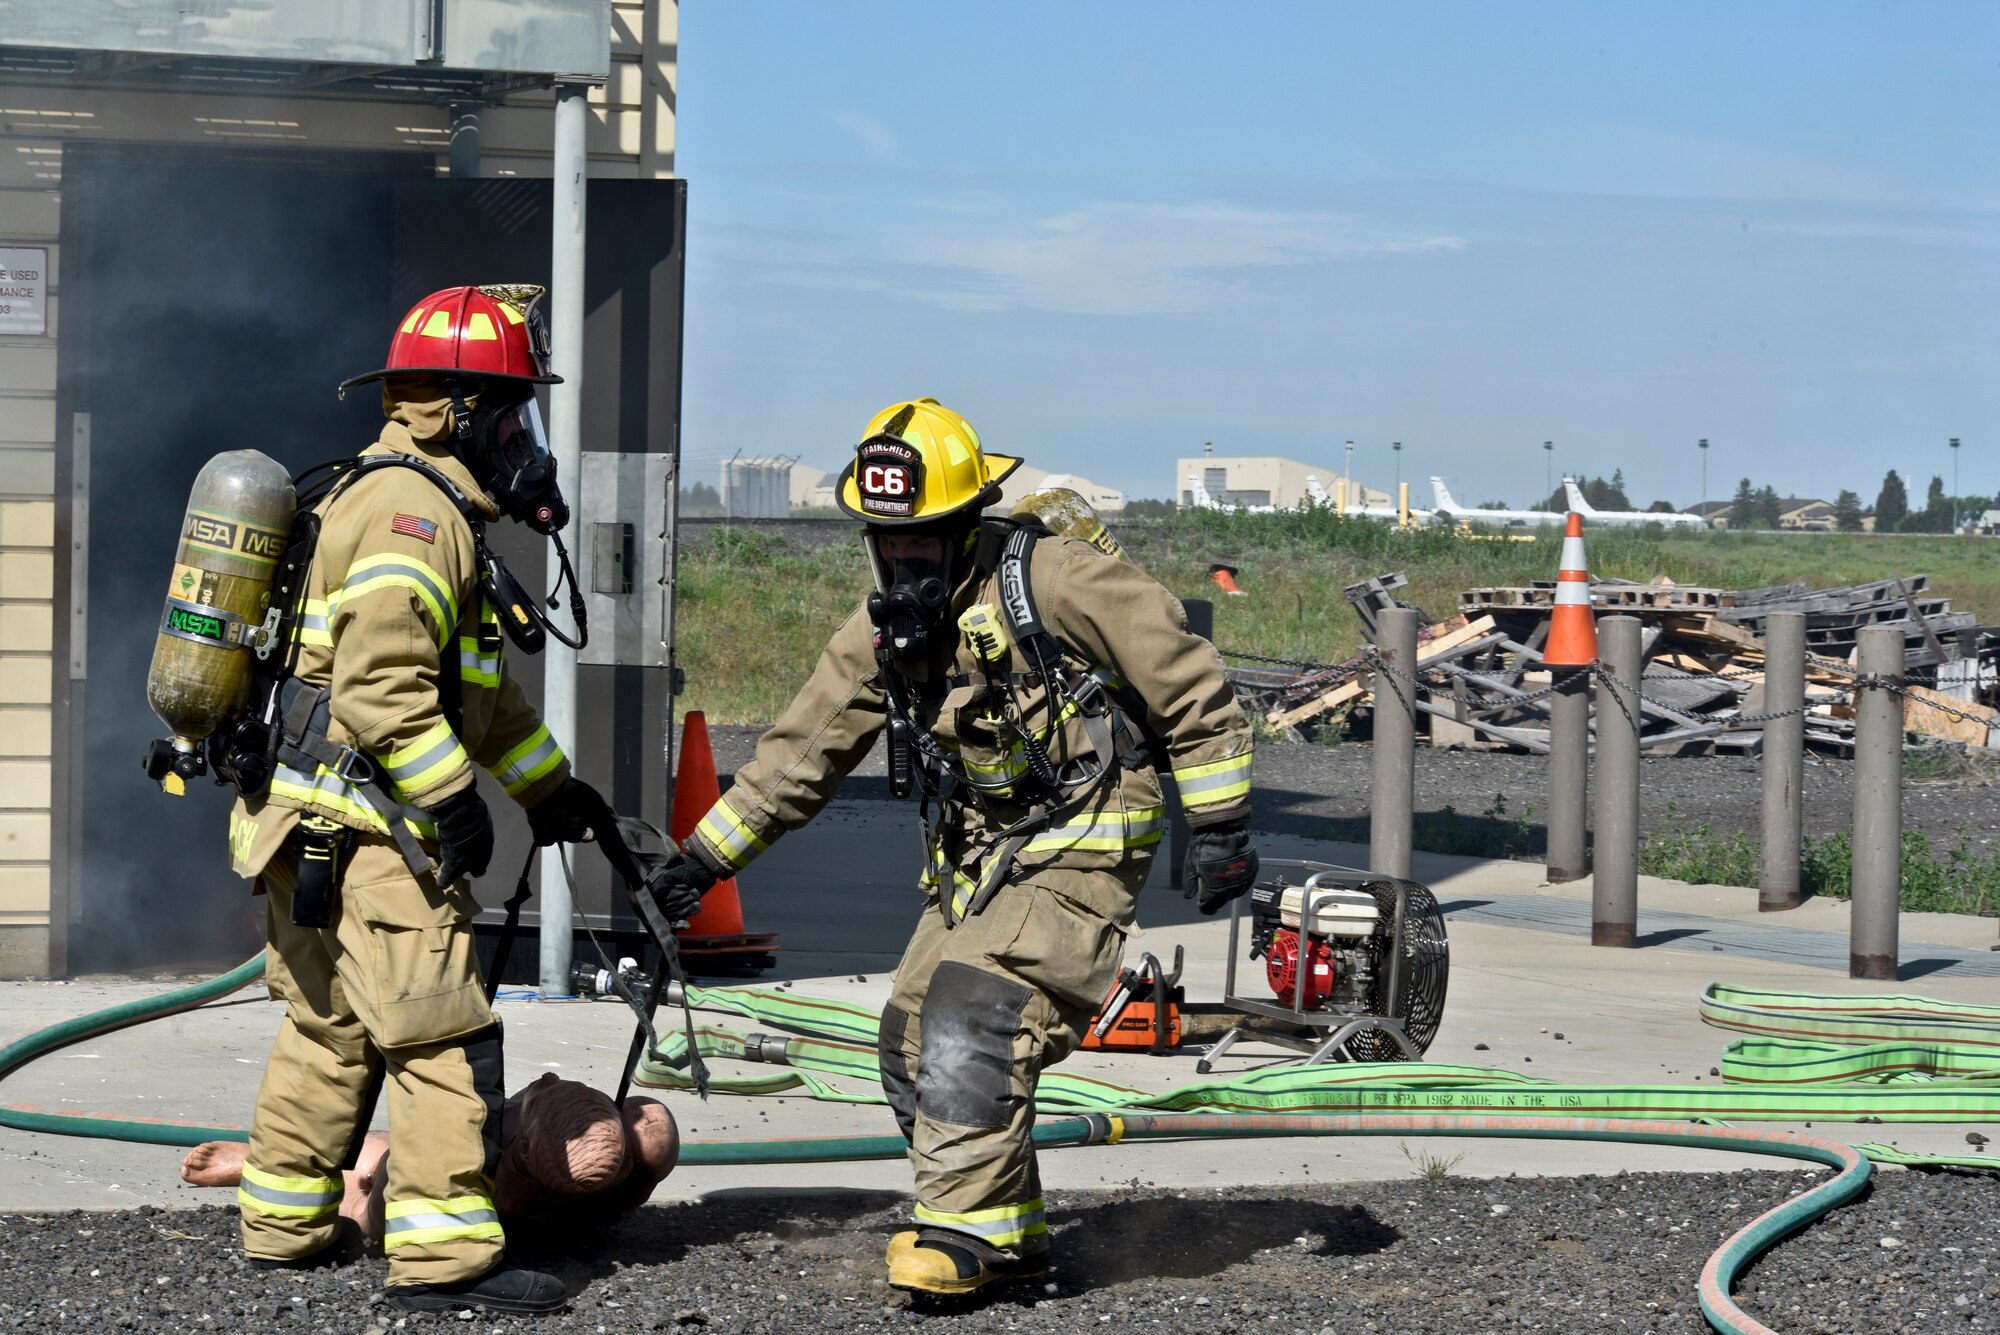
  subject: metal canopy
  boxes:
[0,0,608,101]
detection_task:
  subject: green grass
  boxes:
[1411,794,1539,860]
[1638,815,2000,918]
[675,510,2000,722]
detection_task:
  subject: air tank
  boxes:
[1010,486,1128,563]
[144,450,295,794]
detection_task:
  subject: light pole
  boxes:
[1699,438,1709,524]
[1543,440,1553,508]
[1392,441,1402,490]
[1344,439,1355,515]
[1944,443,1960,535]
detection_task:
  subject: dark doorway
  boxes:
[56,146,683,974]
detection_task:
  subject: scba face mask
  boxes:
[874,554,951,664]
[470,393,569,535]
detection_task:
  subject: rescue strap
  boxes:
[628,980,2000,1173]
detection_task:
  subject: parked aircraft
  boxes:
[1304,475,1433,526]
[1184,471,1274,513]
[1428,477,1564,528]
[1562,478,1705,530]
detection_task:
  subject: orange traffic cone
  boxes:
[1543,512,1598,667]
[669,710,777,973]
[1209,564,1246,596]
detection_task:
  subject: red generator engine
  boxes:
[1254,882,1381,1008]
[1205,859,1452,1072]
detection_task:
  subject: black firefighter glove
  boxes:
[1184,820,1260,916]
[428,785,495,889]
[647,845,721,925]
[527,776,612,848]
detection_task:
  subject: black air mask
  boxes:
[461,390,570,536]
[869,554,952,665]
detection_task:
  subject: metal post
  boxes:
[1759,612,1806,911]
[448,102,482,179]
[1850,625,1902,980]
[539,84,588,997]
[1370,607,1418,878]
[1592,616,1640,946]
[1545,668,1590,883]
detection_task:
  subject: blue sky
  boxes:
[676,4,1997,510]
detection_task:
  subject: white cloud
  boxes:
[825,109,900,161]
[887,202,1465,316]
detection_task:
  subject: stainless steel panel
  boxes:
[577,451,668,668]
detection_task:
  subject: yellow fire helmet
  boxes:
[836,399,1022,527]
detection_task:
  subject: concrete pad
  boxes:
[2,806,1995,1216]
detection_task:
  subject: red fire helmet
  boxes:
[340,284,562,393]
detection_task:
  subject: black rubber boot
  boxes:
[386,1263,569,1315]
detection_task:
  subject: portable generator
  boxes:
[1200,859,1450,1071]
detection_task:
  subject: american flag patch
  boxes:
[391,513,438,544]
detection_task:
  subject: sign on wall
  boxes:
[0,248,48,337]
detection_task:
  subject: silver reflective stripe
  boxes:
[1176,761,1252,800]
[297,610,329,634]
[239,1180,340,1210]
[913,1203,1047,1242]
[382,1207,500,1236]
[384,731,460,785]
[496,733,561,789]
[270,762,439,836]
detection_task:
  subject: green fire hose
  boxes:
[0,953,1990,1335]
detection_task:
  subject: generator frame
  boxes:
[1196,859,1428,1074]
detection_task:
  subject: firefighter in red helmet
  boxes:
[229,286,615,1316]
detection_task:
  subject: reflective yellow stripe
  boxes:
[1022,805,1165,854]
[913,1198,1047,1247]
[238,1163,342,1220]
[268,765,439,840]
[459,603,503,686]
[488,724,564,797]
[381,1194,503,1249]
[1174,750,1253,807]
[292,598,332,648]
[696,798,767,870]
[382,719,469,799]
[336,553,458,648]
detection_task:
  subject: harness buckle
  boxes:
[332,748,378,786]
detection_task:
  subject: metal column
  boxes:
[1849,625,1902,980]
[1545,669,1590,883]
[539,84,588,997]
[1592,616,1640,946]
[1370,606,1418,878]
[1759,612,1806,912]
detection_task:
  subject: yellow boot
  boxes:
[885,1231,1045,1296]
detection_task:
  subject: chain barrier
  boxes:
[1236,641,1993,734]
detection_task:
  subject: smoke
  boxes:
[65,138,397,971]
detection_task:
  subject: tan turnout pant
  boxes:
[877,857,1146,1258]
[240,832,505,1287]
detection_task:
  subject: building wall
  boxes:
[0,183,55,975]
[0,1,677,976]
[1172,455,1390,510]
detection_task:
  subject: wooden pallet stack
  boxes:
[1234,572,2000,756]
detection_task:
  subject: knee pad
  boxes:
[878,1003,919,1141]
[915,963,1030,1130]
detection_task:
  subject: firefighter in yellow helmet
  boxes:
[655,399,1259,1294]
[226,287,618,1316]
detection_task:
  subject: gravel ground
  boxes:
[3,1169,1992,1332]
[707,725,2000,856]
